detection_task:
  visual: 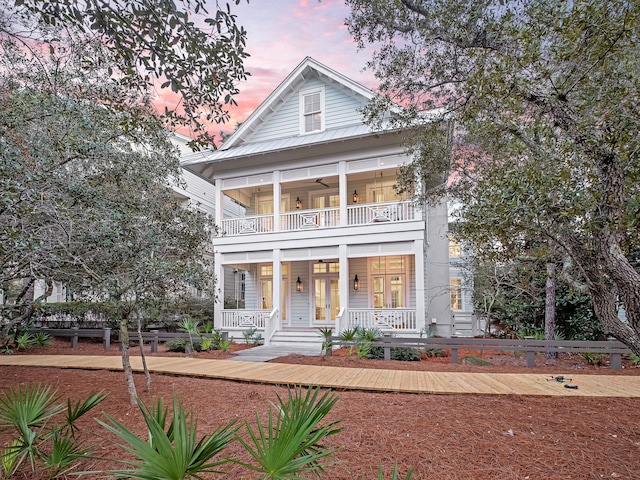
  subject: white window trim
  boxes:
[299,87,325,134]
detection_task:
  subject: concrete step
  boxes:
[268,328,327,346]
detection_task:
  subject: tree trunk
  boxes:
[119,309,138,405]
[136,313,151,392]
[544,262,557,359]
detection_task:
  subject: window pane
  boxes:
[260,265,272,276]
[450,278,462,310]
[449,240,461,258]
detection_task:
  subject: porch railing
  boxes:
[280,207,340,230]
[347,201,416,225]
[219,201,417,237]
[220,214,273,236]
[221,309,271,329]
[344,308,417,331]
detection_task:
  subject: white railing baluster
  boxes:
[220,201,415,237]
[346,308,416,331]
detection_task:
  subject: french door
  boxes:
[313,276,340,323]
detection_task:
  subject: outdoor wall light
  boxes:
[296,197,302,209]
[353,274,359,291]
[352,190,359,203]
[296,276,303,292]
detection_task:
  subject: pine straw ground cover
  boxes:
[2,338,640,479]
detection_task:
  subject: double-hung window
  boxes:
[300,87,324,133]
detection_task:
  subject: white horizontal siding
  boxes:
[248,77,367,144]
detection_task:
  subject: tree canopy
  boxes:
[347,0,640,352]
[0,0,249,145]
[0,32,215,349]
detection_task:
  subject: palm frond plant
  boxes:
[339,327,358,357]
[243,327,258,344]
[318,327,333,356]
[199,337,213,351]
[34,332,52,347]
[236,385,343,479]
[178,318,200,353]
[0,384,107,478]
[15,332,37,350]
[99,396,238,480]
[370,462,415,479]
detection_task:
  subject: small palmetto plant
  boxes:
[339,327,358,357]
[318,327,333,356]
[99,396,238,480]
[371,462,415,479]
[34,332,52,347]
[178,318,200,353]
[199,337,213,351]
[236,385,343,479]
[0,383,107,478]
[14,332,38,350]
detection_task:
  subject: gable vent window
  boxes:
[300,88,324,134]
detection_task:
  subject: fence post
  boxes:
[383,334,391,361]
[150,330,159,353]
[526,351,536,368]
[103,328,111,350]
[71,327,79,349]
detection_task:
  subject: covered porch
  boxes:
[215,250,426,345]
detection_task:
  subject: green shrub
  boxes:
[165,338,204,353]
[367,347,422,361]
[390,347,421,362]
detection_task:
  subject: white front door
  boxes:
[314,276,340,323]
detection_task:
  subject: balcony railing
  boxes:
[220,201,417,237]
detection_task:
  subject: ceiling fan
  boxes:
[313,178,331,188]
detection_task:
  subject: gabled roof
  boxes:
[220,57,377,151]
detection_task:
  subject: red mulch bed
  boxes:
[2,338,640,479]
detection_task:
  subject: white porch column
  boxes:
[214,179,223,236]
[273,249,282,330]
[273,171,281,232]
[214,250,223,329]
[338,243,348,332]
[339,161,347,227]
[415,238,426,332]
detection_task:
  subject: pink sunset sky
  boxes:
[163,0,379,139]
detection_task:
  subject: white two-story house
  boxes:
[183,57,455,344]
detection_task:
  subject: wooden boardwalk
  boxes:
[2,355,640,397]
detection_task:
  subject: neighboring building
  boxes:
[182,57,456,344]
[448,237,479,336]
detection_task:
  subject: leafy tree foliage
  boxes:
[0,33,215,405]
[0,0,249,144]
[347,0,640,352]
[471,257,602,340]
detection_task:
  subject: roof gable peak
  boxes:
[220,57,376,150]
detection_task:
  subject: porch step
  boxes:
[268,328,326,347]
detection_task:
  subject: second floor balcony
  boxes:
[220,200,419,236]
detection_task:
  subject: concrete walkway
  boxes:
[2,355,640,397]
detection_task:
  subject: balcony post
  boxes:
[339,244,348,333]
[339,161,347,227]
[273,170,281,232]
[273,249,282,332]
[415,240,426,333]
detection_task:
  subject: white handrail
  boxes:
[263,308,279,346]
[335,307,345,334]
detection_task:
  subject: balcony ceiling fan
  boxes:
[312,178,331,188]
